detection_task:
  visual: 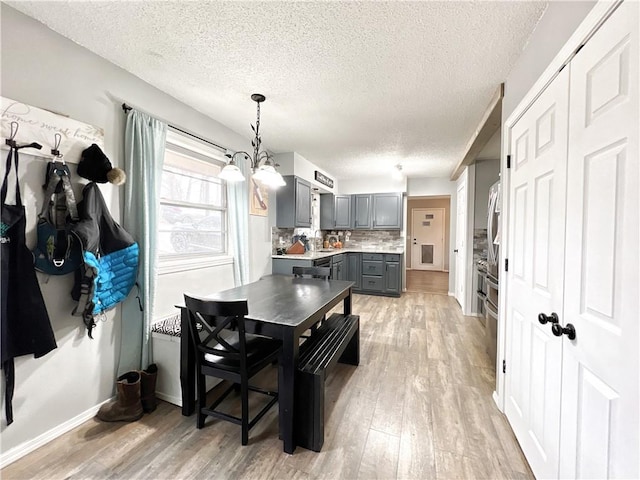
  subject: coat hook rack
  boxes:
[5,121,19,147]
[51,133,64,164]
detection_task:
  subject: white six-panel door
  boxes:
[504,66,570,480]
[504,2,639,478]
[559,2,639,478]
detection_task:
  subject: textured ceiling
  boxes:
[8,1,546,180]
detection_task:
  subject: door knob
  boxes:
[454,249,459,253]
[538,312,559,325]
[552,323,576,340]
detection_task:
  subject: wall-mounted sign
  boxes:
[314,170,334,189]
[1,96,104,163]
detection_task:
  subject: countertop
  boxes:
[272,248,404,260]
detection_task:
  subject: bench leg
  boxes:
[295,371,325,452]
[338,324,359,367]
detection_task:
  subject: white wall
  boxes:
[340,176,407,194]
[0,4,269,463]
[503,1,596,118]
[272,151,338,194]
[474,159,500,229]
[407,177,458,293]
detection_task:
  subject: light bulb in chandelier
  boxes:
[218,94,286,188]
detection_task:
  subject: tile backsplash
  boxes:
[342,230,404,250]
[271,227,404,253]
[474,228,488,261]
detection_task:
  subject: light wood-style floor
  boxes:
[2,293,532,480]
[406,270,449,295]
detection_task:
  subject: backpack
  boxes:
[32,161,82,275]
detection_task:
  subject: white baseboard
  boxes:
[492,390,503,413]
[156,391,182,407]
[448,291,455,296]
[0,396,114,469]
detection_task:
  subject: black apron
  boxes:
[1,144,57,425]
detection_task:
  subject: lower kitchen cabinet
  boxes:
[347,253,361,290]
[273,252,402,297]
[272,258,313,275]
[358,253,401,297]
[331,254,346,281]
[384,255,401,294]
[272,256,331,275]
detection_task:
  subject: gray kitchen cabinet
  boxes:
[353,194,372,229]
[331,253,346,280]
[361,253,384,293]
[359,252,402,297]
[372,193,403,229]
[347,253,361,290]
[320,194,352,229]
[384,254,401,294]
[276,176,312,228]
[354,193,402,230]
[272,257,313,275]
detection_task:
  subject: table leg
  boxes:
[279,329,299,454]
[344,287,352,315]
[180,307,195,416]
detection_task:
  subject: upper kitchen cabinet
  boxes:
[372,193,403,229]
[353,192,403,230]
[320,194,352,229]
[353,194,373,229]
[276,176,312,228]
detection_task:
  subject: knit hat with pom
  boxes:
[77,144,126,185]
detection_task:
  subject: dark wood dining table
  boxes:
[179,274,354,454]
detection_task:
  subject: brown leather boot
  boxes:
[96,371,143,422]
[140,364,158,413]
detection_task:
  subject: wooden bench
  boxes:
[295,313,360,451]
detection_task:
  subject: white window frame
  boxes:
[157,128,233,275]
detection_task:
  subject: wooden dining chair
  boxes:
[292,266,331,279]
[184,294,281,445]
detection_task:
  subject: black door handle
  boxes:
[454,249,459,253]
[552,323,576,340]
[538,312,559,325]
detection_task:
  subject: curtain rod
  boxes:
[121,103,227,152]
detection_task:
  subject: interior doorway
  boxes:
[406,196,451,294]
[411,208,445,270]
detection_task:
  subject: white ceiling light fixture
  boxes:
[219,94,286,188]
[392,164,403,181]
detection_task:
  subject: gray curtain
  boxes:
[228,158,250,286]
[119,110,167,373]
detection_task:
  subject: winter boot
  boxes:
[140,363,158,413]
[96,371,143,422]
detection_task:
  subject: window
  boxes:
[157,130,228,269]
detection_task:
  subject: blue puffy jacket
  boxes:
[71,183,139,337]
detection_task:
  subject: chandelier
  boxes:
[219,93,286,188]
